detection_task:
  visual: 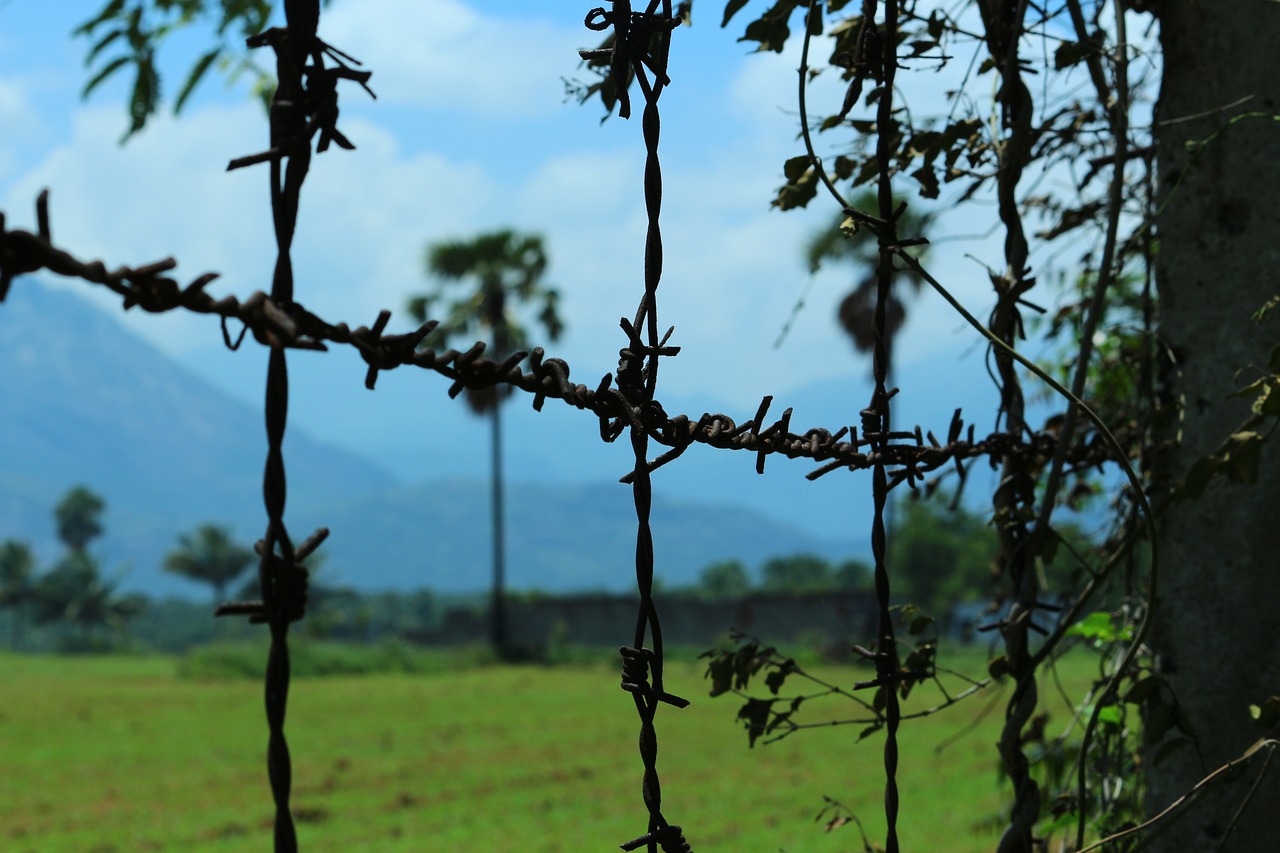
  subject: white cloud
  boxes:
[1,101,273,350]
[320,0,586,118]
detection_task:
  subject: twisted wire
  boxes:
[867,3,901,849]
[0,192,1128,490]
[259,6,313,849]
[588,4,693,851]
[972,2,1043,850]
[214,1,367,848]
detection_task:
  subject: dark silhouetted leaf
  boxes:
[81,55,131,99]
[722,0,752,27]
[1184,455,1218,499]
[174,48,221,115]
[1054,40,1093,70]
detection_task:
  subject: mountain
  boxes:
[0,279,866,597]
[0,279,400,594]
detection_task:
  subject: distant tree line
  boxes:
[1,486,1085,654]
[0,486,446,654]
[687,493,1085,620]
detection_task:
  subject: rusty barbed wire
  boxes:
[0,191,1126,486]
[209,2,371,851]
[579,1,681,121]
[0,192,1130,488]
[587,3,696,851]
[974,1,1043,850]
[862,2,903,849]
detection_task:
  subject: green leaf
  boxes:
[704,654,733,697]
[738,698,774,748]
[1097,705,1124,727]
[926,10,945,40]
[85,28,125,66]
[81,55,131,99]
[1183,455,1218,499]
[1066,611,1117,643]
[1123,676,1160,705]
[739,3,794,53]
[74,0,126,36]
[1254,382,1280,417]
[806,2,824,36]
[174,48,220,114]
[1251,295,1280,324]
[783,154,812,181]
[1152,737,1190,766]
[772,168,818,210]
[908,613,934,635]
[1249,695,1280,728]
[1054,40,1092,70]
[764,659,797,695]
[906,39,937,58]
[911,162,939,199]
[1147,702,1176,742]
[124,54,160,140]
[1222,431,1263,485]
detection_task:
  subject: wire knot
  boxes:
[579,2,681,119]
[214,528,327,624]
[228,33,375,171]
[620,823,692,852]
[620,646,690,709]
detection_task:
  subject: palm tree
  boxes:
[164,525,257,603]
[406,230,564,657]
[54,486,105,554]
[804,191,932,379]
[0,540,36,648]
[31,550,144,650]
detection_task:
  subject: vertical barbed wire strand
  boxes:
[260,3,314,849]
[870,3,902,850]
[208,0,371,845]
[587,4,693,852]
[973,1,1042,850]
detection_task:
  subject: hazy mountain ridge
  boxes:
[292,478,862,593]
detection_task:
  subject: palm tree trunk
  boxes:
[489,397,508,657]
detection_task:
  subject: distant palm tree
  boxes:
[804,191,932,379]
[33,551,145,650]
[0,540,36,647]
[54,485,105,554]
[407,230,564,657]
[164,525,257,603]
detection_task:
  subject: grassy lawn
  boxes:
[0,646,1092,851]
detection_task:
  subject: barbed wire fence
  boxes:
[5,0,1268,851]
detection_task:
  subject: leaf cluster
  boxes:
[76,0,283,141]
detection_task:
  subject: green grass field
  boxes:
[0,646,1093,852]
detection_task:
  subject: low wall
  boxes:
[430,591,878,651]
